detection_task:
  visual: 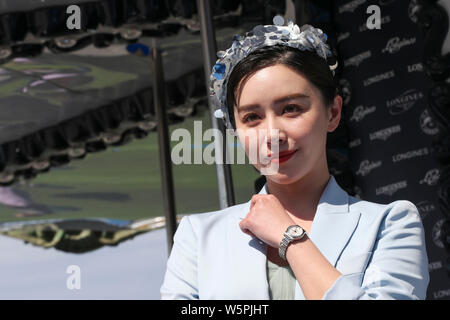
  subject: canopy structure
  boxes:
[0,0,250,185]
[0,0,244,62]
[0,215,184,254]
[0,0,287,252]
[0,33,210,185]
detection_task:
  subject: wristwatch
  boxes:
[279,225,307,261]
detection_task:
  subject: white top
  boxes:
[266,258,297,300]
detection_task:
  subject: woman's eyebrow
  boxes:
[237,104,260,113]
[238,93,310,113]
[274,93,310,104]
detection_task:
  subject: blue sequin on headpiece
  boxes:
[209,16,338,130]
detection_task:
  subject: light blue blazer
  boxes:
[160,175,430,300]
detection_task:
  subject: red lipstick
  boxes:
[269,149,298,164]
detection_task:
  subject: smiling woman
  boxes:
[160,18,430,300]
[229,56,340,184]
[226,44,339,132]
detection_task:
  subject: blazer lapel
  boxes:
[296,175,361,299]
[228,199,269,299]
[308,175,361,267]
[230,174,361,300]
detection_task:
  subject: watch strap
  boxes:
[278,225,306,261]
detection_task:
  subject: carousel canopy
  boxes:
[0,0,285,186]
[0,24,251,185]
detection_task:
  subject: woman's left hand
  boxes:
[239,194,296,248]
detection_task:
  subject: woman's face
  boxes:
[233,63,342,184]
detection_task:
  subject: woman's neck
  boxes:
[265,169,331,223]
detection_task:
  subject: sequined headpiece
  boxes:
[209,15,338,130]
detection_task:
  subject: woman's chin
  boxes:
[266,176,299,186]
[263,169,301,185]
[258,161,293,175]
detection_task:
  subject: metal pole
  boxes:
[150,38,177,253]
[197,0,235,208]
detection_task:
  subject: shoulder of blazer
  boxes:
[348,195,420,225]
[185,200,251,232]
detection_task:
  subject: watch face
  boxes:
[288,225,304,237]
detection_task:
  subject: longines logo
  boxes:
[416,200,436,220]
[386,89,424,115]
[408,0,421,23]
[369,125,401,141]
[428,260,442,272]
[339,78,352,106]
[359,15,391,32]
[433,289,450,299]
[356,160,382,176]
[432,218,444,249]
[349,138,362,148]
[381,36,416,54]
[420,169,440,186]
[344,50,372,67]
[350,105,377,122]
[375,180,407,196]
[363,70,395,87]
[420,109,439,135]
[337,32,350,43]
[338,0,367,13]
[407,62,423,73]
[392,147,428,163]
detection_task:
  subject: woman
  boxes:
[160,18,430,300]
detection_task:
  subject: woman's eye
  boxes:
[243,114,260,123]
[242,105,301,123]
[283,104,301,113]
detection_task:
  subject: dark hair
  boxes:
[226,44,339,130]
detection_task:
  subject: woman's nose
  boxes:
[265,117,287,149]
